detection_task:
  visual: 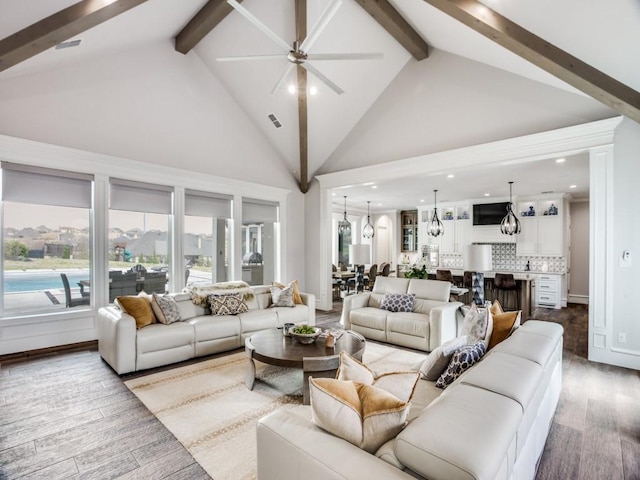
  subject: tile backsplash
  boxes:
[440,243,566,273]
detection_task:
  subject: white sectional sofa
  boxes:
[256,320,563,480]
[341,277,462,352]
[97,285,315,374]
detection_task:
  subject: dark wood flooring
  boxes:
[0,303,638,479]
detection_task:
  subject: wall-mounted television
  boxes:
[473,202,509,226]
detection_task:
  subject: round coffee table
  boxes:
[245,328,366,404]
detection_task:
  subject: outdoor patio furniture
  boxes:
[60,273,90,308]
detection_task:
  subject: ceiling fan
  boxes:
[217,0,384,95]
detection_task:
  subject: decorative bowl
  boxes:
[289,326,322,344]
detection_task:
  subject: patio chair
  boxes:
[140,271,168,294]
[60,273,90,308]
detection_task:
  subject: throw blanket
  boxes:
[185,281,255,307]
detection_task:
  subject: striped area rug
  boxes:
[125,342,426,480]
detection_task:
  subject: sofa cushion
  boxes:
[136,322,194,354]
[349,307,388,332]
[407,278,451,303]
[436,341,486,389]
[239,308,278,335]
[386,312,430,339]
[380,293,415,312]
[171,292,207,321]
[272,304,310,325]
[395,383,522,480]
[208,293,249,316]
[336,351,420,403]
[419,335,468,381]
[491,329,558,368]
[371,277,410,295]
[309,378,411,454]
[188,315,241,342]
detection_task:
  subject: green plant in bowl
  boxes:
[290,325,322,344]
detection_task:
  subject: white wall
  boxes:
[569,201,589,301]
[609,119,640,363]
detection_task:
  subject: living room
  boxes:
[1,0,640,479]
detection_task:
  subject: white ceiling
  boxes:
[330,153,590,213]
[0,0,637,210]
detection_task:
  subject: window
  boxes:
[184,190,232,286]
[108,180,172,301]
[242,199,279,286]
[1,163,93,315]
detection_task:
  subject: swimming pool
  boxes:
[4,271,89,293]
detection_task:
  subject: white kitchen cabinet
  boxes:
[516,197,564,257]
[439,205,471,254]
[534,274,562,309]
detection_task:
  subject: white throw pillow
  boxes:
[151,293,182,324]
[270,284,295,307]
[309,377,411,453]
[460,303,491,345]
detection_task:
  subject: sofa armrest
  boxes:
[257,409,416,480]
[97,306,137,375]
[428,301,463,351]
[340,292,371,329]
[299,292,316,326]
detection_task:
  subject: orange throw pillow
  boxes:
[488,310,521,349]
[117,294,155,329]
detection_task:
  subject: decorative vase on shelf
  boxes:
[528,205,535,216]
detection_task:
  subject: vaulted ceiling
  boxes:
[1,0,638,199]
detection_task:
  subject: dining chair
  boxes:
[364,264,377,290]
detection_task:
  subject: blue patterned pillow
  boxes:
[435,341,486,389]
[380,293,416,313]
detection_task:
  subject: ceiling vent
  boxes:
[541,190,555,194]
[55,39,82,50]
[267,113,282,128]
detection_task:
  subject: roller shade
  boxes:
[110,179,172,214]
[185,190,232,219]
[243,199,278,223]
[1,162,93,208]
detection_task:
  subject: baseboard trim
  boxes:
[568,294,589,305]
[0,340,97,363]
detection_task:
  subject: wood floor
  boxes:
[1,303,639,479]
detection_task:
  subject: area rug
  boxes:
[125,342,426,480]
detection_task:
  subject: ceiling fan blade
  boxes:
[306,53,384,61]
[271,63,296,95]
[299,0,342,53]
[216,54,285,62]
[302,62,344,95]
[227,0,291,53]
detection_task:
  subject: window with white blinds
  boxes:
[109,179,173,214]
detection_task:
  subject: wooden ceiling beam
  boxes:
[354,0,429,61]
[175,0,241,54]
[0,0,148,73]
[296,0,309,193]
[423,0,640,124]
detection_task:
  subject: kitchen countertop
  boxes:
[425,269,565,280]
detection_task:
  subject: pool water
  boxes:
[4,271,89,293]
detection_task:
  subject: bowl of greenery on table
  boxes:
[289,325,322,344]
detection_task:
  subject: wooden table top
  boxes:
[246,328,365,369]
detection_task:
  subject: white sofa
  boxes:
[256,320,563,480]
[341,277,462,352]
[97,285,315,374]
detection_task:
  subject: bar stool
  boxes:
[494,273,518,310]
[436,269,454,284]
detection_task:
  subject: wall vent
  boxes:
[267,113,282,128]
[55,39,82,50]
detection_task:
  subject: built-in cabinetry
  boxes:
[440,204,471,254]
[401,210,418,252]
[516,197,565,256]
[534,273,562,309]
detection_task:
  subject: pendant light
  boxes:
[362,201,374,239]
[427,189,444,237]
[500,181,521,235]
[338,196,351,234]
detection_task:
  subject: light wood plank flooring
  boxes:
[1,303,639,479]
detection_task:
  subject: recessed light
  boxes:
[331,192,336,196]
[570,184,577,189]
[556,158,566,163]
[447,174,454,178]
[308,86,318,96]
[287,84,296,94]
[420,199,425,203]
[371,185,378,189]
[377,203,383,207]
[484,193,490,197]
